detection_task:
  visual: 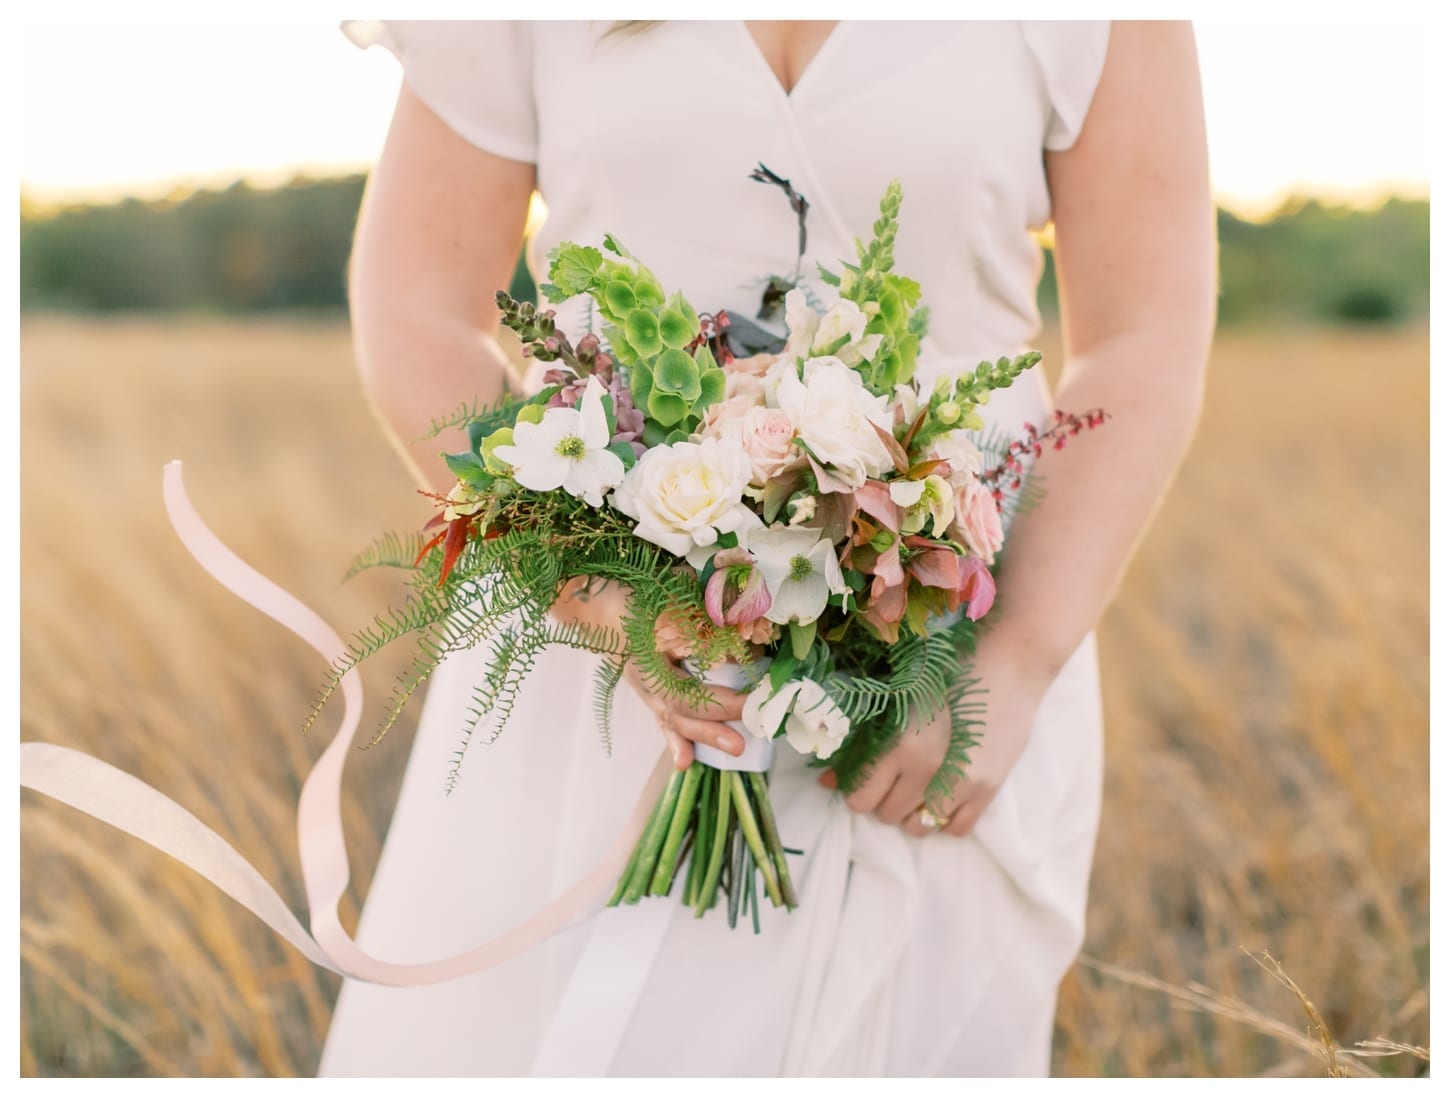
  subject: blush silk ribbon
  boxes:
[19,461,673,989]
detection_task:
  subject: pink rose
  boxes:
[700,394,762,441]
[725,351,780,378]
[951,479,1005,565]
[738,406,801,487]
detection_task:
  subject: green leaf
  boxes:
[546,243,604,297]
[788,620,817,660]
[444,450,484,479]
[606,440,637,470]
[769,653,799,695]
[602,233,634,258]
[817,263,841,287]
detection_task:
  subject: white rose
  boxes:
[741,677,851,760]
[611,438,757,558]
[775,356,895,490]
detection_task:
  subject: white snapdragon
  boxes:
[611,437,757,559]
[741,677,851,760]
[491,376,624,508]
[783,288,884,368]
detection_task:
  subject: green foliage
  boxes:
[340,530,426,584]
[821,614,981,800]
[541,242,718,439]
[19,175,1428,329]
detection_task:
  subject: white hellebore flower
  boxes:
[888,474,956,537]
[748,525,848,625]
[741,677,851,760]
[611,437,757,559]
[783,288,884,368]
[491,376,624,508]
[774,356,895,490]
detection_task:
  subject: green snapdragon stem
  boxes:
[650,763,703,896]
[624,768,684,905]
[747,771,798,910]
[729,772,784,908]
[694,770,733,918]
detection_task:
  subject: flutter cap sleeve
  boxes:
[1021,21,1112,152]
[342,20,537,164]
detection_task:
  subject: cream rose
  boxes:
[611,437,757,558]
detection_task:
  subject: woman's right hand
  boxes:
[554,578,748,771]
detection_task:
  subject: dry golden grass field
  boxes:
[19,315,1429,1078]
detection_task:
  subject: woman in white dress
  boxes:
[321,20,1214,1077]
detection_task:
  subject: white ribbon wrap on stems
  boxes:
[684,657,775,773]
[19,462,673,990]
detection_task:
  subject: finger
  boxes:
[817,769,837,789]
[944,794,987,837]
[844,762,897,815]
[672,714,746,758]
[671,681,748,722]
[663,726,694,771]
[874,772,937,826]
[900,811,934,838]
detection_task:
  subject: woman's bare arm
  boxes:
[840,20,1217,834]
[983,19,1216,692]
[350,83,535,493]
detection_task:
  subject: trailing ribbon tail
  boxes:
[19,460,671,987]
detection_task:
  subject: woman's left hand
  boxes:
[818,645,1048,838]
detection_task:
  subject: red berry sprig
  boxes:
[979,408,1109,506]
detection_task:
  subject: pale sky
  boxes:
[18,20,1432,218]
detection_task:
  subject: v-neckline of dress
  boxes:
[735,21,848,102]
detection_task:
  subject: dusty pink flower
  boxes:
[951,478,1005,565]
[957,555,996,621]
[703,547,773,628]
[735,617,778,647]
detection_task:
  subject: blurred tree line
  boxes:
[20,174,1429,326]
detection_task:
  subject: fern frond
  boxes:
[593,655,626,757]
[341,530,427,584]
[921,674,986,814]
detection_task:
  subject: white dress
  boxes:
[322,19,1110,1078]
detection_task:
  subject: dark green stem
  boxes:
[747,771,798,910]
[694,769,732,918]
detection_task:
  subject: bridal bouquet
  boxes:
[316,181,1105,930]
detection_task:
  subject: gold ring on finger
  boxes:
[917,805,949,831]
